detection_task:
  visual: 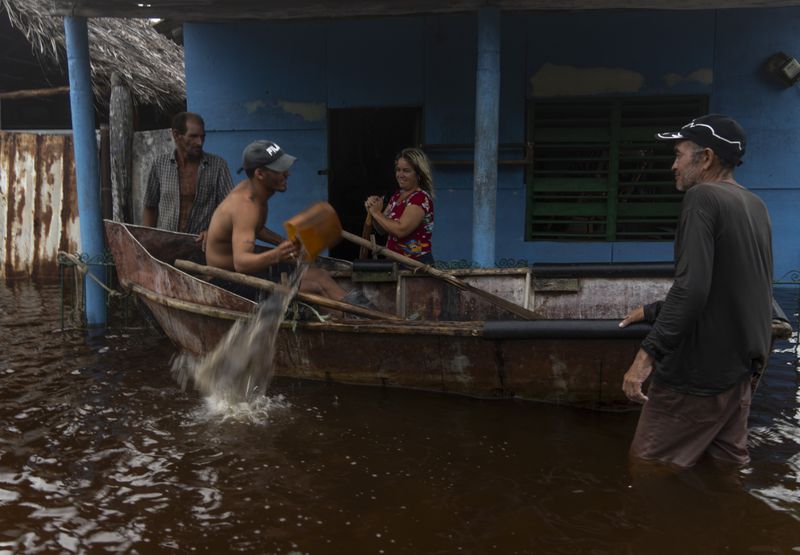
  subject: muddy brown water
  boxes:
[1,282,798,554]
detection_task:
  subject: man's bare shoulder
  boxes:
[219,182,259,212]
[209,182,256,233]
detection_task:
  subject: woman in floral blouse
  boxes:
[364,148,435,264]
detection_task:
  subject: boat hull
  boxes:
[274,322,641,407]
[105,220,790,410]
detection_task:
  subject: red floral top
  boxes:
[385,190,434,259]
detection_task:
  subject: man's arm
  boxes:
[256,227,285,246]
[143,206,158,227]
[215,160,234,203]
[623,348,654,403]
[193,161,235,249]
[641,188,716,361]
[142,164,161,227]
[620,190,715,402]
[230,205,297,274]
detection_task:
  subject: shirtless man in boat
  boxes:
[204,140,348,302]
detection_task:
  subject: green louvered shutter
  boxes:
[525,96,708,241]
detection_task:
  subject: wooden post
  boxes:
[109,73,133,222]
[0,86,70,131]
[0,86,70,100]
[100,124,112,220]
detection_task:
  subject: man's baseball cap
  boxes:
[655,114,746,165]
[238,140,297,174]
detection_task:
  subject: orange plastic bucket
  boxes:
[284,202,343,261]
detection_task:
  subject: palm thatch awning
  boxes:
[1,0,184,109]
[47,0,800,21]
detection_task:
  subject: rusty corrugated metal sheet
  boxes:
[0,132,80,280]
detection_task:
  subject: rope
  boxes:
[58,251,125,298]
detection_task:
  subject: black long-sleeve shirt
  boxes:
[640,181,773,395]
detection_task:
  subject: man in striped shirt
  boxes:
[142,112,233,250]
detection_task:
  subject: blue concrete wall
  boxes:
[184,8,800,278]
[713,9,800,281]
[515,10,715,265]
[185,22,328,227]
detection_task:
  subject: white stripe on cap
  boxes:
[656,131,686,140]
[681,121,744,152]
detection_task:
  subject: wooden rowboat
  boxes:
[104,220,792,410]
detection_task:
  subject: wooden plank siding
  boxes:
[0,132,80,280]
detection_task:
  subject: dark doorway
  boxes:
[328,107,421,260]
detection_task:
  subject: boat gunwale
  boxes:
[130,282,486,335]
[108,221,792,340]
[108,220,257,308]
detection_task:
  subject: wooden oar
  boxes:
[174,259,400,321]
[358,213,374,260]
[340,230,541,320]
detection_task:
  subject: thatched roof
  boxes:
[1,0,184,109]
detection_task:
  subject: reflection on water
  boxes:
[1,282,799,553]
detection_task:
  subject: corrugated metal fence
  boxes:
[0,131,81,280]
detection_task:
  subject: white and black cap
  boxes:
[656,114,746,166]
[238,140,297,174]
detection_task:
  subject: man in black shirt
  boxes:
[619,114,773,468]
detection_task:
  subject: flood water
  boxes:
[1,282,799,554]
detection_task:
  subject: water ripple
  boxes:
[0,282,798,552]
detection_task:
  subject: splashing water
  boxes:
[172,262,306,410]
[199,392,293,424]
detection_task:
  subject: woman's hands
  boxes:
[364,194,424,239]
[364,195,384,216]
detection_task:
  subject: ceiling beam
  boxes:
[49,0,800,21]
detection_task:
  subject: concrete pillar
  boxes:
[64,16,107,327]
[472,7,501,268]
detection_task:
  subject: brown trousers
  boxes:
[630,377,752,468]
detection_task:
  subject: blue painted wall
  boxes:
[184,8,800,278]
[713,9,800,281]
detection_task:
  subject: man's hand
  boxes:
[142,205,158,228]
[623,348,654,404]
[195,230,208,252]
[619,305,645,328]
[273,240,300,263]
